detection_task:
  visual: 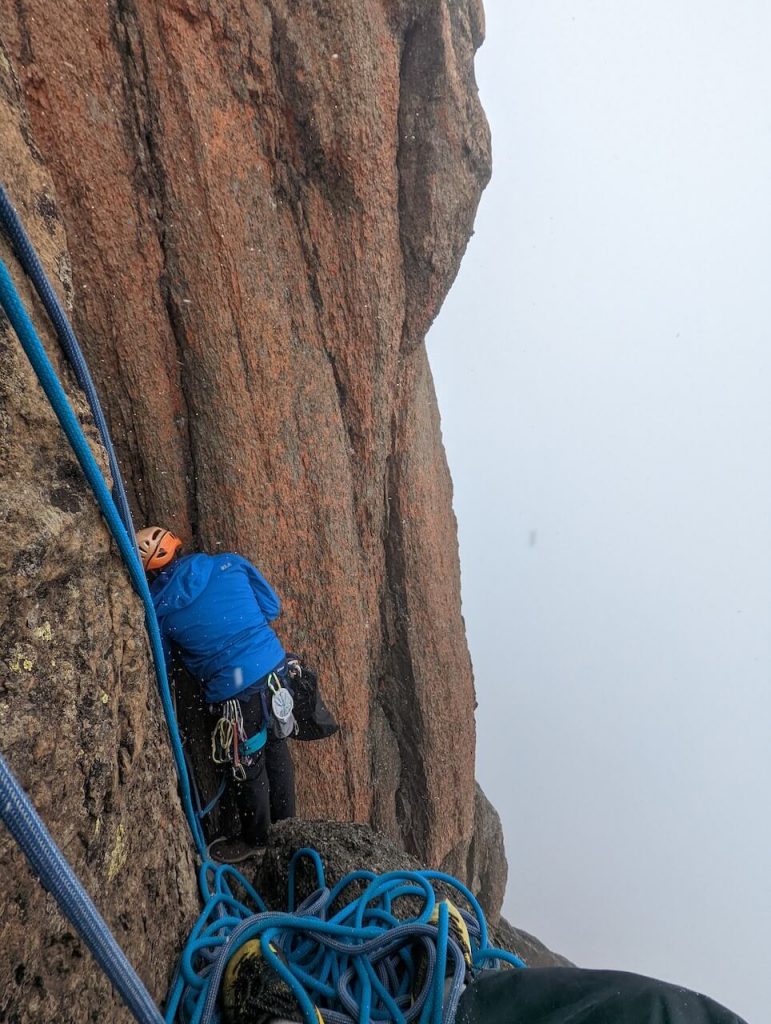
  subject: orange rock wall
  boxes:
[0,0,491,1017]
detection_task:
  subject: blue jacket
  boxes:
[150,553,287,703]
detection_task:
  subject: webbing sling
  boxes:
[240,726,268,756]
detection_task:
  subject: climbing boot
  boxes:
[207,835,266,865]
[222,938,324,1024]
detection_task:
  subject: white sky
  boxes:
[427,3,771,1021]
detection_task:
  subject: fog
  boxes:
[427,4,771,1021]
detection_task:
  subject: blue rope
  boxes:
[194,775,227,822]
[0,752,166,1024]
[0,254,205,856]
[170,848,526,1024]
[0,184,137,549]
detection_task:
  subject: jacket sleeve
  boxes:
[239,557,281,621]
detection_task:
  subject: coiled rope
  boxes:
[168,848,525,1024]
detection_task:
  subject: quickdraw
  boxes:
[211,700,249,781]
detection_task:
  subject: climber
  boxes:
[137,526,297,861]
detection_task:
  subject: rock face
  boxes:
[465,782,508,929]
[0,2,552,1021]
[0,48,198,1023]
[0,0,490,865]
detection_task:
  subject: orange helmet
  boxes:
[136,526,182,572]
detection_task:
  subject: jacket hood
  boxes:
[151,553,214,617]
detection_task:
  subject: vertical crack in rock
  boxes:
[268,5,329,320]
[378,412,432,861]
[112,0,199,537]
[11,0,33,67]
[268,3,362,217]
[324,345,361,484]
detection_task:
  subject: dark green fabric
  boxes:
[456,968,749,1024]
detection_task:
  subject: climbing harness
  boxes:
[211,697,270,781]
[167,847,525,1024]
[240,726,268,758]
[211,670,296,785]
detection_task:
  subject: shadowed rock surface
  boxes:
[465,781,508,929]
[0,2,567,1021]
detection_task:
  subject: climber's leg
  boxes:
[266,731,296,823]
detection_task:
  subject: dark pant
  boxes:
[456,968,748,1024]
[224,687,296,845]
